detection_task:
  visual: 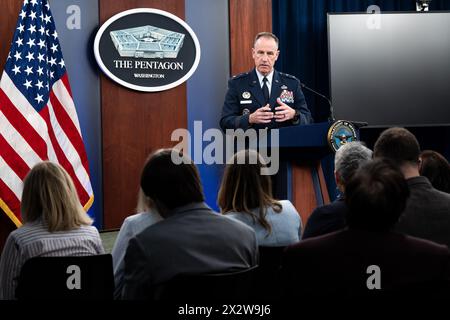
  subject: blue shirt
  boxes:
[224,200,302,246]
[111,211,162,298]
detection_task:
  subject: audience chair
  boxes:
[15,254,114,300]
[258,246,286,269]
[254,246,286,300]
[151,266,259,302]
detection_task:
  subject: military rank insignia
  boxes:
[279,90,294,103]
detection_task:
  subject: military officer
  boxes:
[220,32,313,131]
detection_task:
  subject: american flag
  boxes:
[0,0,93,227]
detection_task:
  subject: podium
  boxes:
[267,122,335,226]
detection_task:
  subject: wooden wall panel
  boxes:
[99,0,187,228]
[0,0,24,252]
[0,0,21,63]
[229,0,272,76]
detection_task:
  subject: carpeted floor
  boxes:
[99,230,119,254]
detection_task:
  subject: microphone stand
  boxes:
[300,82,335,122]
[300,82,368,128]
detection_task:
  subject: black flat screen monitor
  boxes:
[328,12,450,127]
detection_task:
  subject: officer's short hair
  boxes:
[254,32,279,48]
[334,141,372,186]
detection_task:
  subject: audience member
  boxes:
[419,150,450,193]
[281,159,450,298]
[111,187,162,298]
[0,162,104,300]
[302,141,372,239]
[373,127,450,247]
[121,149,257,300]
[218,150,301,246]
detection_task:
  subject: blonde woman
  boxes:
[0,162,104,300]
[218,150,302,246]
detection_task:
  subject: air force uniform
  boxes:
[220,69,313,130]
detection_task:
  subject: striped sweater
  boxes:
[0,219,104,300]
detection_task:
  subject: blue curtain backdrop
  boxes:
[273,0,450,200]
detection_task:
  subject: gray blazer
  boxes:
[395,176,450,247]
[122,202,258,299]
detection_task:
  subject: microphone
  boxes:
[299,82,335,122]
[299,82,370,127]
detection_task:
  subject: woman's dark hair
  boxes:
[345,159,409,231]
[140,149,204,216]
[420,150,450,193]
[218,150,281,234]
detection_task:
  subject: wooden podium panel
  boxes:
[292,161,330,227]
[272,122,334,228]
